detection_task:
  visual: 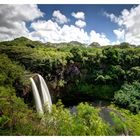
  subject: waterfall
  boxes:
[30,74,52,115]
[38,74,52,112]
[30,77,44,115]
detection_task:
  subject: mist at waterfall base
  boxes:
[30,74,52,116]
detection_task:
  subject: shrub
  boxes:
[42,101,112,136]
[109,105,140,135]
[114,81,140,113]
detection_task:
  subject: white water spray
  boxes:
[30,77,44,115]
[38,74,52,112]
[30,74,52,115]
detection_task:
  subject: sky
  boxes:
[0,4,140,45]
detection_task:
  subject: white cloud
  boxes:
[30,20,62,42]
[52,10,68,24]
[0,5,110,46]
[105,5,140,45]
[31,10,102,45]
[30,20,89,43]
[113,29,124,40]
[0,4,43,41]
[89,30,110,45]
[104,12,122,25]
[30,19,110,45]
[31,20,60,31]
[71,12,85,20]
[60,25,89,43]
[111,40,121,45]
[75,20,86,28]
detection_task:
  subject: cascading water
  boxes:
[30,74,52,115]
[30,77,44,115]
[38,74,52,112]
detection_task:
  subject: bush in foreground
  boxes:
[114,81,140,113]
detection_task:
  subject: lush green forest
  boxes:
[0,37,140,135]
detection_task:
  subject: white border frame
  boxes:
[0,0,140,4]
[0,0,140,139]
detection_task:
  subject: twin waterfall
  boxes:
[30,74,52,115]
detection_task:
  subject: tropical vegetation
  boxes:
[0,37,140,135]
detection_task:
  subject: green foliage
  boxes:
[102,48,121,65]
[110,111,127,135]
[109,105,140,135]
[0,37,140,135]
[42,101,112,136]
[0,86,38,135]
[127,66,140,81]
[91,85,118,100]
[1,37,140,102]
[114,81,140,113]
[124,112,140,135]
[0,54,24,85]
[58,79,66,87]
[77,83,93,95]
[120,42,130,48]
[0,53,41,135]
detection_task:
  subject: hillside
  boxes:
[0,37,140,136]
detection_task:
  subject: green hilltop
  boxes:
[0,37,140,136]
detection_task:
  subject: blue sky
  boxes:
[37,4,136,43]
[0,4,140,45]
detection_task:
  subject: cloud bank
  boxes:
[0,4,111,45]
[105,5,140,45]
[4,4,140,45]
[0,4,43,41]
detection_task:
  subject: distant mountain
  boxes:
[0,36,47,48]
[46,42,69,48]
[46,41,86,48]
[69,41,84,46]
[0,37,137,49]
[89,42,100,47]
[0,37,101,48]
